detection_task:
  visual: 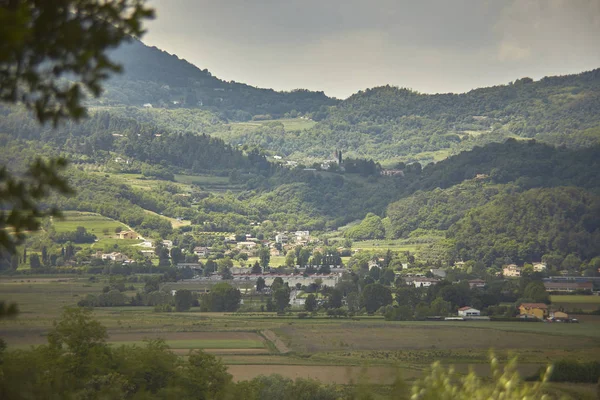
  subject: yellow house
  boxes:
[519,303,548,319]
[119,230,137,240]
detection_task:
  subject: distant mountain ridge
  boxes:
[88,38,600,164]
[95,39,338,119]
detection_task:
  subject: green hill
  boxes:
[206,69,600,164]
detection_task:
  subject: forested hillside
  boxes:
[448,187,600,266]
[94,39,338,119]
[210,69,600,164]
[0,107,270,174]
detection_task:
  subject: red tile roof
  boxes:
[519,303,548,309]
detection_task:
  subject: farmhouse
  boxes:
[193,247,210,257]
[139,250,154,258]
[503,264,521,277]
[101,252,129,262]
[457,307,480,317]
[468,279,486,289]
[518,303,548,319]
[119,230,138,240]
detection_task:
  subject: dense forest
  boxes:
[448,187,600,266]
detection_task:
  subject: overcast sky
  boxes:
[144,0,600,99]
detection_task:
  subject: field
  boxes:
[2,275,600,395]
[350,239,423,253]
[53,211,128,234]
[550,295,600,312]
[49,211,144,251]
[231,118,317,132]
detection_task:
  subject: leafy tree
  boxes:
[361,283,392,314]
[304,294,317,312]
[174,289,193,312]
[326,288,343,309]
[272,286,290,312]
[203,283,240,312]
[285,251,295,268]
[170,246,183,265]
[29,253,41,269]
[0,0,154,125]
[259,246,270,269]
[411,356,550,399]
[47,307,108,360]
[251,261,262,274]
[221,266,233,280]
[523,281,550,304]
[256,276,266,292]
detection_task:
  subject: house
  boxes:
[406,277,440,288]
[119,230,138,240]
[430,268,447,278]
[368,260,380,270]
[549,311,569,320]
[503,264,521,277]
[458,307,481,317]
[543,281,593,293]
[532,262,547,272]
[101,252,129,262]
[162,240,173,250]
[236,241,258,249]
[294,231,310,241]
[518,303,548,319]
[193,247,209,257]
[275,233,288,244]
[381,169,404,177]
[140,250,155,258]
[468,279,486,289]
[176,263,202,271]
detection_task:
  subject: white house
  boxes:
[406,277,440,288]
[533,262,547,272]
[457,307,481,317]
[430,268,447,278]
[294,231,310,240]
[101,252,129,262]
[503,264,521,277]
[275,233,288,244]
[193,247,209,257]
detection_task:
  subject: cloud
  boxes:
[497,42,531,61]
[143,0,600,98]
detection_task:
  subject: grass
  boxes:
[109,339,264,349]
[3,273,600,385]
[53,211,127,235]
[232,118,316,132]
[174,174,229,185]
[351,239,422,253]
[143,209,191,228]
[550,295,600,304]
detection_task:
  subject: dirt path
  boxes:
[261,330,290,354]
